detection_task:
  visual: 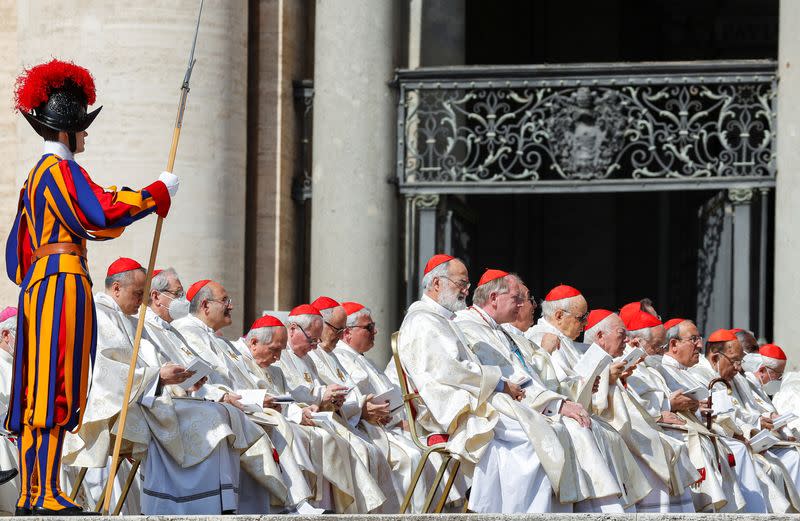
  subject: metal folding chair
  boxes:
[391,331,462,513]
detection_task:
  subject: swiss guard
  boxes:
[4,59,178,515]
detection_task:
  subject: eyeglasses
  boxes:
[297,324,321,346]
[564,309,590,323]
[677,335,703,344]
[161,288,185,299]
[208,296,233,307]
[441,276,471,291]
[324,320,345,335]
[350,322,376,333]
[765,366,784,380]
[719,352,743,368]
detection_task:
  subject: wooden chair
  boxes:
[391,331,462,513]
[70,457,140,515]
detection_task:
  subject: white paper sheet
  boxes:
[177,357,214,390]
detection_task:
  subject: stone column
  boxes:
[245,0,312,325]
[0,0,19,307]
[12,1,248,331]
[310,0,400,365]
[774,0,800,366]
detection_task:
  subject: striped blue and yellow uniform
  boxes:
[4,151,170,510]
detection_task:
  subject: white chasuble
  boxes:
[657,355,747,512]
[275,345,388,513]
[398,296,575,512]
[525,317,651,508]
[455,307,617,504]
[328,342,436,512]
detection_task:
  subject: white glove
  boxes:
[158,171,179,197]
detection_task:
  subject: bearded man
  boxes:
[398,255,579,513]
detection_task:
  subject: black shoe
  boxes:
[32,506,99,516]
[0,468,17,485]
[14,506,32,516]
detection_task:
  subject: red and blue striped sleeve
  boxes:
[49,160,170,239]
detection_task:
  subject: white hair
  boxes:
[472,274,521,307]
[0,316,16,335]
[286,313,322,330]
[627,327,653,342]
[189,284,215,315]
[319,307,336,320]
[346,307,372,327]
[583,315,617,344]
[421,261,451,295]
[152,267,178,293]
[541,295,580,320]
[245,325,281,344]
[665,321,687,342]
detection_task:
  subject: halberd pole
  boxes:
[100,1,204,513]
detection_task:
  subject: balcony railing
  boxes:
[394,61,777,194]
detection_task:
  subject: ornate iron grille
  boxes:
[395,61,777,194]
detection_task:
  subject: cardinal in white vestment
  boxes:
[273,304,388,513]
[233,316,356,514]
[735,343,800,507]
[398,255,580,513]
[63,260,283,514]
[455,272,635,511]
[99,273,285,514]
[586,308,698,513]
[308,296,432,512]
[524,285,652,511]
[690,330,797,512]
[146,270,314,513]
[0,308,20,515]
[619,299,700,513]
[655,319,752,511]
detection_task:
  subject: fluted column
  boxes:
[11,1,248,330]
[774,0,800,366]
[310,0,400,364]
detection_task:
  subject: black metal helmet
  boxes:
[15,59,102,136]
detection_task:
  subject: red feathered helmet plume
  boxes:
[14,59,102,134]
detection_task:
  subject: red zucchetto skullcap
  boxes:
[585,309,613,331]
[107,257,142,277]
[618,301,642,325]
[311,296,340,311]
[289,304,321,317]
[707,329,736,343]
[251,314,285,331]
[478,269,509,287]
[545,284,581,301]
[663,318,686,331]
[759,343,787,361]
[342,302,365,315]
[624,310,662,331]
[424,254,454,275]
[186,280,211,302]
[153,269,163,277]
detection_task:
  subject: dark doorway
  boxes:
[465,0,778,65]
[452,190,720,320]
